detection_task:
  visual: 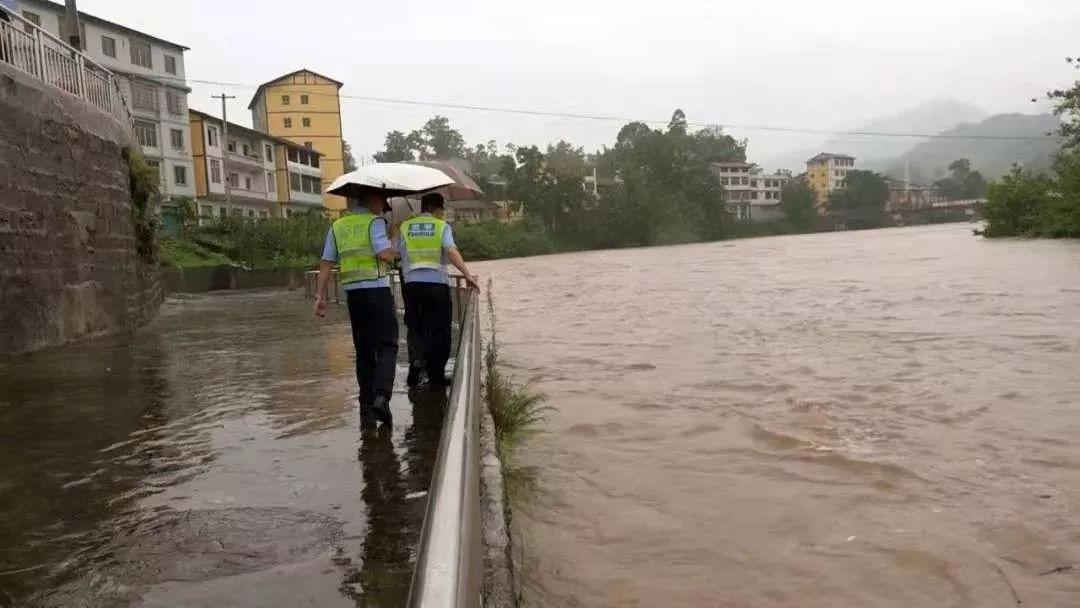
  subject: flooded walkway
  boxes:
[0,290,444,607]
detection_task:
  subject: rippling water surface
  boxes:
[0,291,445,607]
[482,225,1080,607]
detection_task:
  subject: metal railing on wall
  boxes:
[0,6,133,127]
[408,288,483,607]
[303,271,484,606]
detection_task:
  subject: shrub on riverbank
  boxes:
[484,280,549,462]
[984,153,1080,238]
[160,214,329,269]
[454,219,556,261]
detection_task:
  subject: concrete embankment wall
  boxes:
[0,66,161,355]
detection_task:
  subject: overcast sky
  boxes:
[76,0,1080,169]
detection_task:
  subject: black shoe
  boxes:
[359,406,379,430]
[371,395,393,425]
[407,365,424,388]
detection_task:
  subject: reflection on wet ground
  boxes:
[0,291,447,607]
[482,224,1080,607]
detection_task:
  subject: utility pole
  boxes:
[213,94,236,211]
[63,0,82,49]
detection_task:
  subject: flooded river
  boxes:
[483,224,1080,607]
[0,291,443,607]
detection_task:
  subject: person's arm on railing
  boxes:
[447,248,479,291]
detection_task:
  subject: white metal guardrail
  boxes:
[408,288,483,607]
[0,6,133,126]
[303,272,484,606]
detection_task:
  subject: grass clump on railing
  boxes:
[484,279,550,462]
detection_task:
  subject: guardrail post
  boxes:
[33,29,46,81]
[75,54,86,99]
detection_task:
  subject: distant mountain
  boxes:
[870,113,1063,183]
[762,99,988,172]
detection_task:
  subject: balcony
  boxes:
[227,150,265,169]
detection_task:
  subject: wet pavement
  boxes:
[0,290,448,607]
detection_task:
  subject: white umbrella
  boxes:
[325,163,455,199]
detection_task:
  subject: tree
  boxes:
[668,109,688,135]
[1048,56,1080,150]
[374,130,414,162]
[419,116,466,159]
[934,158,988,199]
[828,170,889,227]
[984,166,1054,236]
[780,180,817,227]
[343,140,358,171]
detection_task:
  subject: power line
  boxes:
[148,74,1064,142]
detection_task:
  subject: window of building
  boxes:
[164,55,177,75]
[210,159,221,184]
[286,209,295,218]
[166,90,184,115]
[242,143,250,157]
[751,180,758,188]
[131,82,157,111]
[720,177,729,186]
[283,118,292,128]
[741,177,749,185]
[244,176,252,190]
[101,36,116,58]
[264,144,273,162]
[169,128,184,150]
[227,140,236,153]
[304,141,313,149]
[290,172,301,191]
[134,120,157,147]
[259,210,269,219]
[302,118,311,127]
[201,204,213,217]
[173,165,187,186]
[247,209,255,218]
[219,206,227,218]
[310,155,319,169]
[232,208,242,217]
[267,171,275,192]
[282,95,291,105]
[207,125,218,147]
[145,159,161,183]
[752,191,759,199]
[300,95,309,105]
[130,39,152,69]
[21,11,40,33]
[228,173,239,188]
[287,148,299,163]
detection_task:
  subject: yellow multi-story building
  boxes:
[806,153,856,212]
[249,69,346,215]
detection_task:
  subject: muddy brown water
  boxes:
[0,291,447,607]
[481,224,1080,607]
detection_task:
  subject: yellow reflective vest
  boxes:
[332,213,384,284]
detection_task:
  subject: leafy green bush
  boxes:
[453,219,555,260]
[195,214,330,268]
[158,236,233,268]
[123,147,161,263]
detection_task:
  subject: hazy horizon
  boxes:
[69,0,1080,170]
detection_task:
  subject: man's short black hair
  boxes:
[421,192,445,213]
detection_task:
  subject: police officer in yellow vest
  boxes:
[315,191,399,426]
[400,193,479,388]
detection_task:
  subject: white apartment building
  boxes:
[189,109,324,221]
[18,0,194,207]
[712,162,791,221]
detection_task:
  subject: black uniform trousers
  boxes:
[403,282,453,383]
[345,287,399,406]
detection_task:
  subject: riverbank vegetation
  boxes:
[984,57,1080,238]
[484,281,549,462]
[158,212,329,269]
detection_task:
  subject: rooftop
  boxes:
[23,0,189,50]
[189,109,324,156]
[247,69,344,109]
[807,153,856,163]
